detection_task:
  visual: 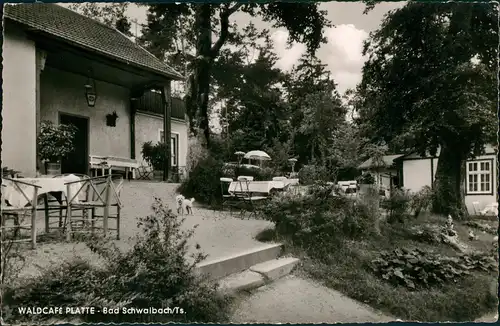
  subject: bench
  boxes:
[89,155,139,180]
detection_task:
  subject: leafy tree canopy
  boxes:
[356,2,497,217]
[139,3,331,146]
[358,2,496,157]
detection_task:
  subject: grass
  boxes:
[255,214,498,322]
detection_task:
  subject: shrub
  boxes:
[260,184,376,257]
[298,164,329,185]
[383,188,412,224]
[464,221,497,235]
[369,247,497,290]
[410,186,434,217]
[3,199,231,324]
[178,156,224,205]
[141,141,167,171]
[231,165,275,181]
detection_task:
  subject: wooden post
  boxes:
[116,206,121,240]
[66,184,72,241]
[43,194,50,234]
[31,187,39,249]
[130,99,136,160]
[102,175,111,235]
[35,50,45,175]
[160,83,172,182]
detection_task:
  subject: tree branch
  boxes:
[210,3,243,58]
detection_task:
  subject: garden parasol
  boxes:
[244,150,271,167]
[234,151,245,165]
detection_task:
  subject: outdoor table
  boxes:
[2,175,83,233]
[228,180,286,196]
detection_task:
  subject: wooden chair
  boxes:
[64,174,123,240]
[231,180,268,219]
[136,162,153,180]
[93,174,124,239]
[1,178,41,249]
[39,174,91,234]
[220,177,235,212]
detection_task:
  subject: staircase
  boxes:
[194,243,299,294]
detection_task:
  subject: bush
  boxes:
[464,221,497,235]
[3,199,231,324]
[410,186,434,217]
[369,247,497,290]
[298,164,329,185]
[383,188,412,224]
[141,141,168,171]
[178,157,224,205]
[260,185,376,257]
[306,247,497,322]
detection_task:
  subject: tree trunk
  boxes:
[431,143,468,219]
[185,4,212,148]
[185,4,241,148]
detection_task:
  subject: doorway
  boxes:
[59,113,89,175]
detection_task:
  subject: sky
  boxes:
[62,1,406,130]
[123,1,406,94]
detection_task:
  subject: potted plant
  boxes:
[141,141,167,181]
[37,120,78,175]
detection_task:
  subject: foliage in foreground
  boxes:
[3,199,231,324]
[260,185,378,256]
[303,243,497,322]
[369,248,497,290]
[259,187,497,321]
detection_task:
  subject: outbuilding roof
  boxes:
[358,154,404,170]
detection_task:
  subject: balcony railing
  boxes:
[134,91,185,121]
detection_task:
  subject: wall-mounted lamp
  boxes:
[84,69,97,107]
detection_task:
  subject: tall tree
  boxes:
[217,33,290,152]
[357,2,497,218]
[68,3,133,36]
[140,3,330,147]
[285,54,344,165]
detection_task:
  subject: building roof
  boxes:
[4,3,184,80]
[358,154,404,170]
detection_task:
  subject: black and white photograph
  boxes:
[1,1,498,324]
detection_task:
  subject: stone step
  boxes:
[195,243,283,281]
[250,257,300,281]
[218,257,300,294]
[218,270,266,294]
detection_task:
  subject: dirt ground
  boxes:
[7,181,273,284]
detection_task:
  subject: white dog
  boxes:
[175,195,185,215]
[182,198,195,215]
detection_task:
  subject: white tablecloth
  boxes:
[228,180,286,195]
[1,175,82,208]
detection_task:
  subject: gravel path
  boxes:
[231,274,395,323]
[10,181,273,283]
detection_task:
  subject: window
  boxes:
[466,160,492,194]
[159,130,179,167]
